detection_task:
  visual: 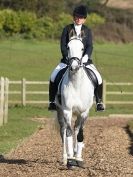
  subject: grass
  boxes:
[0,39,60,80]
[0,38,133,153]
[0,39,132,82]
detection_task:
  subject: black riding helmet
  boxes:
[73,5,88,18]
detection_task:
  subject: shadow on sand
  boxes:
[124,126,133,156]
[0,155,27,165]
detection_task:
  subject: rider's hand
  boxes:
[82,54,88,63]
[82,54,92,65]
[83,59,93,66]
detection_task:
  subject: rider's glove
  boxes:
[82,55,92,65]
[82,54,88,63]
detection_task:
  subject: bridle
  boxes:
[69,57,81,65]
[67,38,84,69]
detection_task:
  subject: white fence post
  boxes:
[22,78,26,106]
[103,80,106,106]
[4,78,9,124]
[0,77,4,126]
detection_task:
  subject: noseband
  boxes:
[69,57,82,66]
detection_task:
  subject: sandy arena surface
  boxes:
[0,117,133,177]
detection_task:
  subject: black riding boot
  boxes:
[48,81,57,111]
[94,83,105,111]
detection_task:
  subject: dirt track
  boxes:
[0,117,133,177]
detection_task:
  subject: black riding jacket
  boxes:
[60,24,93,64]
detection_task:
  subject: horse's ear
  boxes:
[69,29,76,40]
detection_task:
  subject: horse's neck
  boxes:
[69,68,86,89]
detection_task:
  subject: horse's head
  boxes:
[67,37,84,72]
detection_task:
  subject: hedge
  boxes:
[0,9,105,39]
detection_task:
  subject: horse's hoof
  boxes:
[76,160,85,168]
[67,159,77,169]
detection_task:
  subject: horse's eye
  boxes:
[82,48,84,51]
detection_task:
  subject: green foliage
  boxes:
[0,11,5,30]
[86,12,105,27]
[2,9,20,34]
[0,9,105,39]
[18,11,37,33]
[55,13,72,38]
[57,13,72,29]
[33,16,54,39]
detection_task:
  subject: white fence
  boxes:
[1,78,133,126]
[8,78,49,106]
[103,81,133,105]
[0,77,9,126]
[1,78,133,107]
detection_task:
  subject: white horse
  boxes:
[55,37,94,168]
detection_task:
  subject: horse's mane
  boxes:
[69,36,82,42]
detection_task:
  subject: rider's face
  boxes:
[74,16,86,25]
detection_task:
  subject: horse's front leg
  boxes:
[75,126,84,161]
[74,113,88,166]
[74,118,84,161]
[63,110,74,159]
[63,109,79,169]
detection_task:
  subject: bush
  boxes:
[0,11,5,30]
[55,13,72,38]
[86,13,105,28]
[18,11,37,33]
[2,9,21,34]
[33,16,54,39]
[0,10,107,40]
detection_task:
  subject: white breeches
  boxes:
[50,63,102,85]
[85,64,102,85]
[50,63,67,82]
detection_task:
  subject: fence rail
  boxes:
[103,81,133,105]
[1,78,133,116]
[8,78,49,106]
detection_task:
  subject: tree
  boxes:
[36,0,65,18]
[0,0,38,12]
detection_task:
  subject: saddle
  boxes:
[55,67,68,104]
[84,67,98,88]
[55,67,67,87]
[55,66,98,105]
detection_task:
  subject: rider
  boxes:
[48,5,105,112]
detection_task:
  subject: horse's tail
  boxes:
[52,112,60,133]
